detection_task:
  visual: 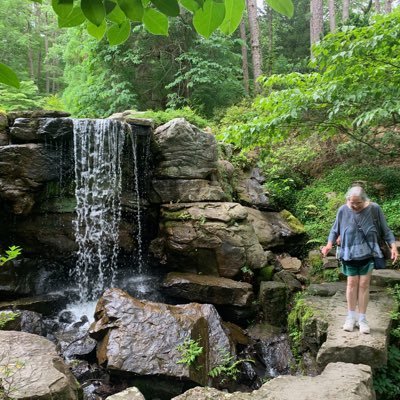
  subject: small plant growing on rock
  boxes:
[208,350,254,383]
[0,312,20,330]
[0,246,22,267]
[176,338,203,367]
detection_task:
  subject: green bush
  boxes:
[294,164,400,245]
[127,107,209,129]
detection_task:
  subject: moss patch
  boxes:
[280,209,305,234]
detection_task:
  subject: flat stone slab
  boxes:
[309,283,395,369]
[371,269,400,287]
[172,362,374,400]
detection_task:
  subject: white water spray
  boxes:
[72,119,126,301]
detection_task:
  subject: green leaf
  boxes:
[143,8,169,35]
[151,0,180,17]
[179,0,200,13]
[219,0,244,35]
[117,0,143,21]
[266,0,294,18]
[58,6,86,27]
[107,20,131,45]
[0,63,20,88]
[193,0,225,38]
[106,2,127,23]
[87,19,107,39]
[52,0,74,19]
[104,0,117,15]
[81,0,106,26]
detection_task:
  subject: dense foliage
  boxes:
[220,9,400,155]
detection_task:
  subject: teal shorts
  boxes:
[341,259,374,277]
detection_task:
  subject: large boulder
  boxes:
[152,118,218,179]
[245,208,305,249]
[161,272,254,306]
[150,202,268,278]
[89,288,234,386]
[171,362,375,400]
[0,330,82,399]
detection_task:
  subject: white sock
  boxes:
[348,310,357,319]
[359,313,367,322]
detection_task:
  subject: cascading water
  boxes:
[72,119,126,302]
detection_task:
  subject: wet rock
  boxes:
[0,293,68,316]
[0,330,81,399]
[161,272,254,306]
[258,281,288,327]
[55,329,97,359]
[153,118,218,179]
[171,362,375,400]
[0,143,60,214]
[89,288,234,386]
[150,179,228,203]
[59,310,75,324]
[151,202,267,278]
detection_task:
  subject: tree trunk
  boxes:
[374,0,381,13]
[384,0,392,13]
[246,0,263,93]
[239,18,250,96]
[342,0,350,22]
[328,0,336,32]
[310,0,324,57]
[267,7,274,75]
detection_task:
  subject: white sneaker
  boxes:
[343,317,356,332]
[359,320,370,334]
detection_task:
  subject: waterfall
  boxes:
[72,119,126,301]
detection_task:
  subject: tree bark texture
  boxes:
[310,0,324,57]
[239,18,250,96]
[374,0,381,13]
[342,0,350,22]
[384,0,392,13]
[246,0,263,93]
[328,0,336,32]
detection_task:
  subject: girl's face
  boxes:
[347,195,365,212]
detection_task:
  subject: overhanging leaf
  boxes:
[266,0,294,18]
[117,0,143,22]
[58,6,86,27]
[179,0,200,13]
[52,0,74,19]
[81,0,106,26]
[193,0,225,38]
[219,0,245,35]
[106,2,127,23]
[151,0,180,17]
[107,20,131,45]
[104,0,117,15]
[143,8,169,35]
[0,63,20,88]
[87,19,107,39]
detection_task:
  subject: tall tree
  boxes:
[239,18,250,95]
[246,0,263,92]
[374,0,381,13]
[384,0,392,13]
[328,0,337,32]
[343,0,351,22]
[310,0,324,55]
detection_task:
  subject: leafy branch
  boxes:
[0,246,22,267]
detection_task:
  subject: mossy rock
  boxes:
[280,209,305,234]
[258,265,274,282]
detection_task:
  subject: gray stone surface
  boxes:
[370,269,400,287]
[171,362,375,400]
[161,272,254,306]
[150,179,228,203]
[106,387,145,400]
[153,118,218,179]
[308,283,394,369]
[151,202,268,278]
[0,330,81,399]
[89,288,234,386]
[258,281,288,326]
